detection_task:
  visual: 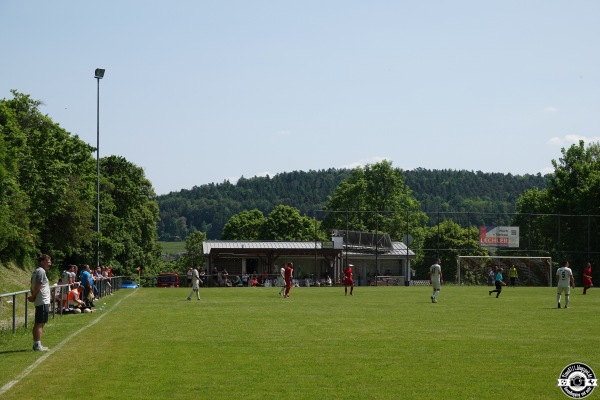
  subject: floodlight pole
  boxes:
[95,68,105,269]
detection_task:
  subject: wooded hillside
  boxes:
[157,168,549,240]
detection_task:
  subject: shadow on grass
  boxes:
[0,349,28,355]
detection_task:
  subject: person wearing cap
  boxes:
[429,258,443,303]
[344,263,354,296]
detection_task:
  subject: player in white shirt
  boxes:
[556,260,574,309]
[186,267,202,301]
[277,266,286,296]
[429,259,443,303]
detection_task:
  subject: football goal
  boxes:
[456,256,552,287]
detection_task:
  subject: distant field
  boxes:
[159,240,187,254]
[1,286,598,399]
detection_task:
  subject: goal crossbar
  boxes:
[456,256,553,287]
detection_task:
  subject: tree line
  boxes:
[157,165,548,241]
[5,90,598,283]
[0,91,162,275]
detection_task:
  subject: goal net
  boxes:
[457,256,552,287]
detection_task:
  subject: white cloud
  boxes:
[547,134,600,147]
[539,166,554,175]
[542,106,558,113]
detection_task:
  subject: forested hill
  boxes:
[404,168,548,213]
[156,168,549,240]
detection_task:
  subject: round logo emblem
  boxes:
[557,362,598,398]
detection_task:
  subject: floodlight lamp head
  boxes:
[94,68,105,79]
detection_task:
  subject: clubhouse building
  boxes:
[202,231,415,286]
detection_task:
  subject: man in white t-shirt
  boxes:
[277,266,286,296]
[29,254,52,351]
[429,258,443,303]
[187,267,202,301]
[556,260,575,309]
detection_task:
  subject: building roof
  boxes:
[203,240,414,258]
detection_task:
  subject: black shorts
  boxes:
[35,304,50,324]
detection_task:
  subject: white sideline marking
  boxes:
[0,289,137,396]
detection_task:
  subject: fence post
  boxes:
[12,294,17,333]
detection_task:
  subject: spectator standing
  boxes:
[186,268,193,287]
[487,269,494,286]
[29,254,52,351]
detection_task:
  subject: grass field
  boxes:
[159,241,187,254]
[1,285,598,399]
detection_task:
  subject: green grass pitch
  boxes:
[1,285,598,399]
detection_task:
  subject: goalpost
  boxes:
[456,256,553,287]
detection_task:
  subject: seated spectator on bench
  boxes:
[64,283,86,312]
[232,275,243,287]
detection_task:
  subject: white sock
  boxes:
[565,295,569,307]
[188,290,194,299]
[557,294,561,303]
[34,341,40,346]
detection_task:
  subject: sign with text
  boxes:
[479,226,519,248]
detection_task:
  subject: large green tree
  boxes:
[322,160,428,244]
[221,209,266,240]
[0,91,96,265]
[421,220,488,280]
[514,140,600,266]
[99,155,162,275]
[262,205,319,241]
[221,206,326,241]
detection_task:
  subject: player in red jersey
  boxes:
[284,262,293,298]
[344,263,354,296]
[583,262,593,295]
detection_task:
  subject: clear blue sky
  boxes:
[2,1,599,195]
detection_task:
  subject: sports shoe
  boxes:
[187,297,191,301]
[558,303,561,308]
[33,344,49,352]
[565,306,568,309]
[431,295,434,303]
[433,299,437,303]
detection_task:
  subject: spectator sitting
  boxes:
[65,283,86,312]
[326,276,332,286]
[252,278,259,287]
[232,275,243,287]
